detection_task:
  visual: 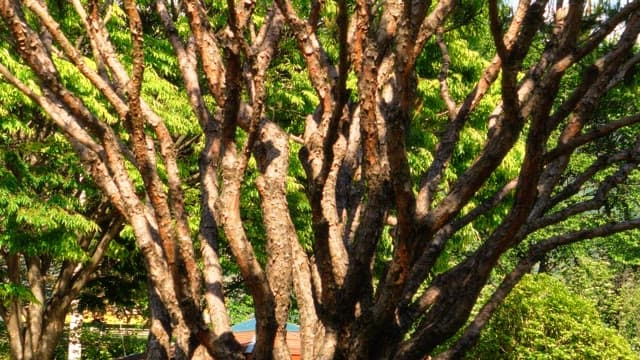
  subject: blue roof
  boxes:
[231,318,300,332]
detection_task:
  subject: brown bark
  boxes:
[147,282,172,360]
[153,3,242,356]
[0,226,122,360]
[6,254,24,360]
[4,0,640,359]
[416,0,529,216]
[254,121,295,360]
[1,2,195,358]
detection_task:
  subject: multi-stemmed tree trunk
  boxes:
[2,0,640,359]
[0,208,123,360]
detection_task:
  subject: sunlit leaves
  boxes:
[267,49,318,134]
[0,139,98,260]
[0,283,38,305]
[0,52,100,259]
[286,142,313,250]
[469,274,638,359]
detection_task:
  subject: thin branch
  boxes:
[70,218,124,297]
[572,0,640,62]
[155,0,212,129]
[488,0,508,60]
[309,0,323,29]
[0,62,102,155]
[412,0,456,66]
[606,51,640,91]
[534,11,640,214]
[122,0,180,277]
[436,29,456,119]
[433,258,535,360]
[181,0,227,102]
[531,158,640,232]
[434,212,640,359]
[416,0,530,216]
[235,0,257,31]
[23,0,128,119]
[123,0,144,105]
[275,0,337,101]
[400,178,519,310]
[336,0,349,110]
[223,0,252,58]
[546,113,640,161]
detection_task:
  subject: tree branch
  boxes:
[23,0,128,119]
[433,257,535,360]
[401,178,518,309]
[436,29,456,119]
[71,218,124,296]
[546,114,640,161]
[488,0,508,60]
[416,0,530,216]
[531,156,640,232]
[181,0,227,103]
[412,0,456,66]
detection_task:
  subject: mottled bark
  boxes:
[4,0,640,359]
[147,282,172,360]
[255,121,295,360]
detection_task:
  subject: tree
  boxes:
[0,92,123,359]
[1,0,640,359]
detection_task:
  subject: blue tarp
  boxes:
[231,318,300,332]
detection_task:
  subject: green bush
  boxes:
[467,274,638,359]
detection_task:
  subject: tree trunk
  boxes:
[254,120,296,360]
[147,282,172,360]
[4,0,640,359]
[67,299,83,360]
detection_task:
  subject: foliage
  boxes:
[0,87,100,262]
[0,283,38,306]
[616,279,640,352]
[547,237,640,352]
[2,0,640,358]
[79,232,149,316]
[54,325,147,360]
[468,274,638,359]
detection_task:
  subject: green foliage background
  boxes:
[1,0,639,358]
[468,274,638,359]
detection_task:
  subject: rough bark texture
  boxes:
[3,0,640,359]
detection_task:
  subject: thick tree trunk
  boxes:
[254,120,296,360]
[6,253,25,360]
[4,255,65,360]
[40,318,66,360]
[4,0,640,359]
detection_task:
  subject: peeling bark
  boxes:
[3,0,640,359]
